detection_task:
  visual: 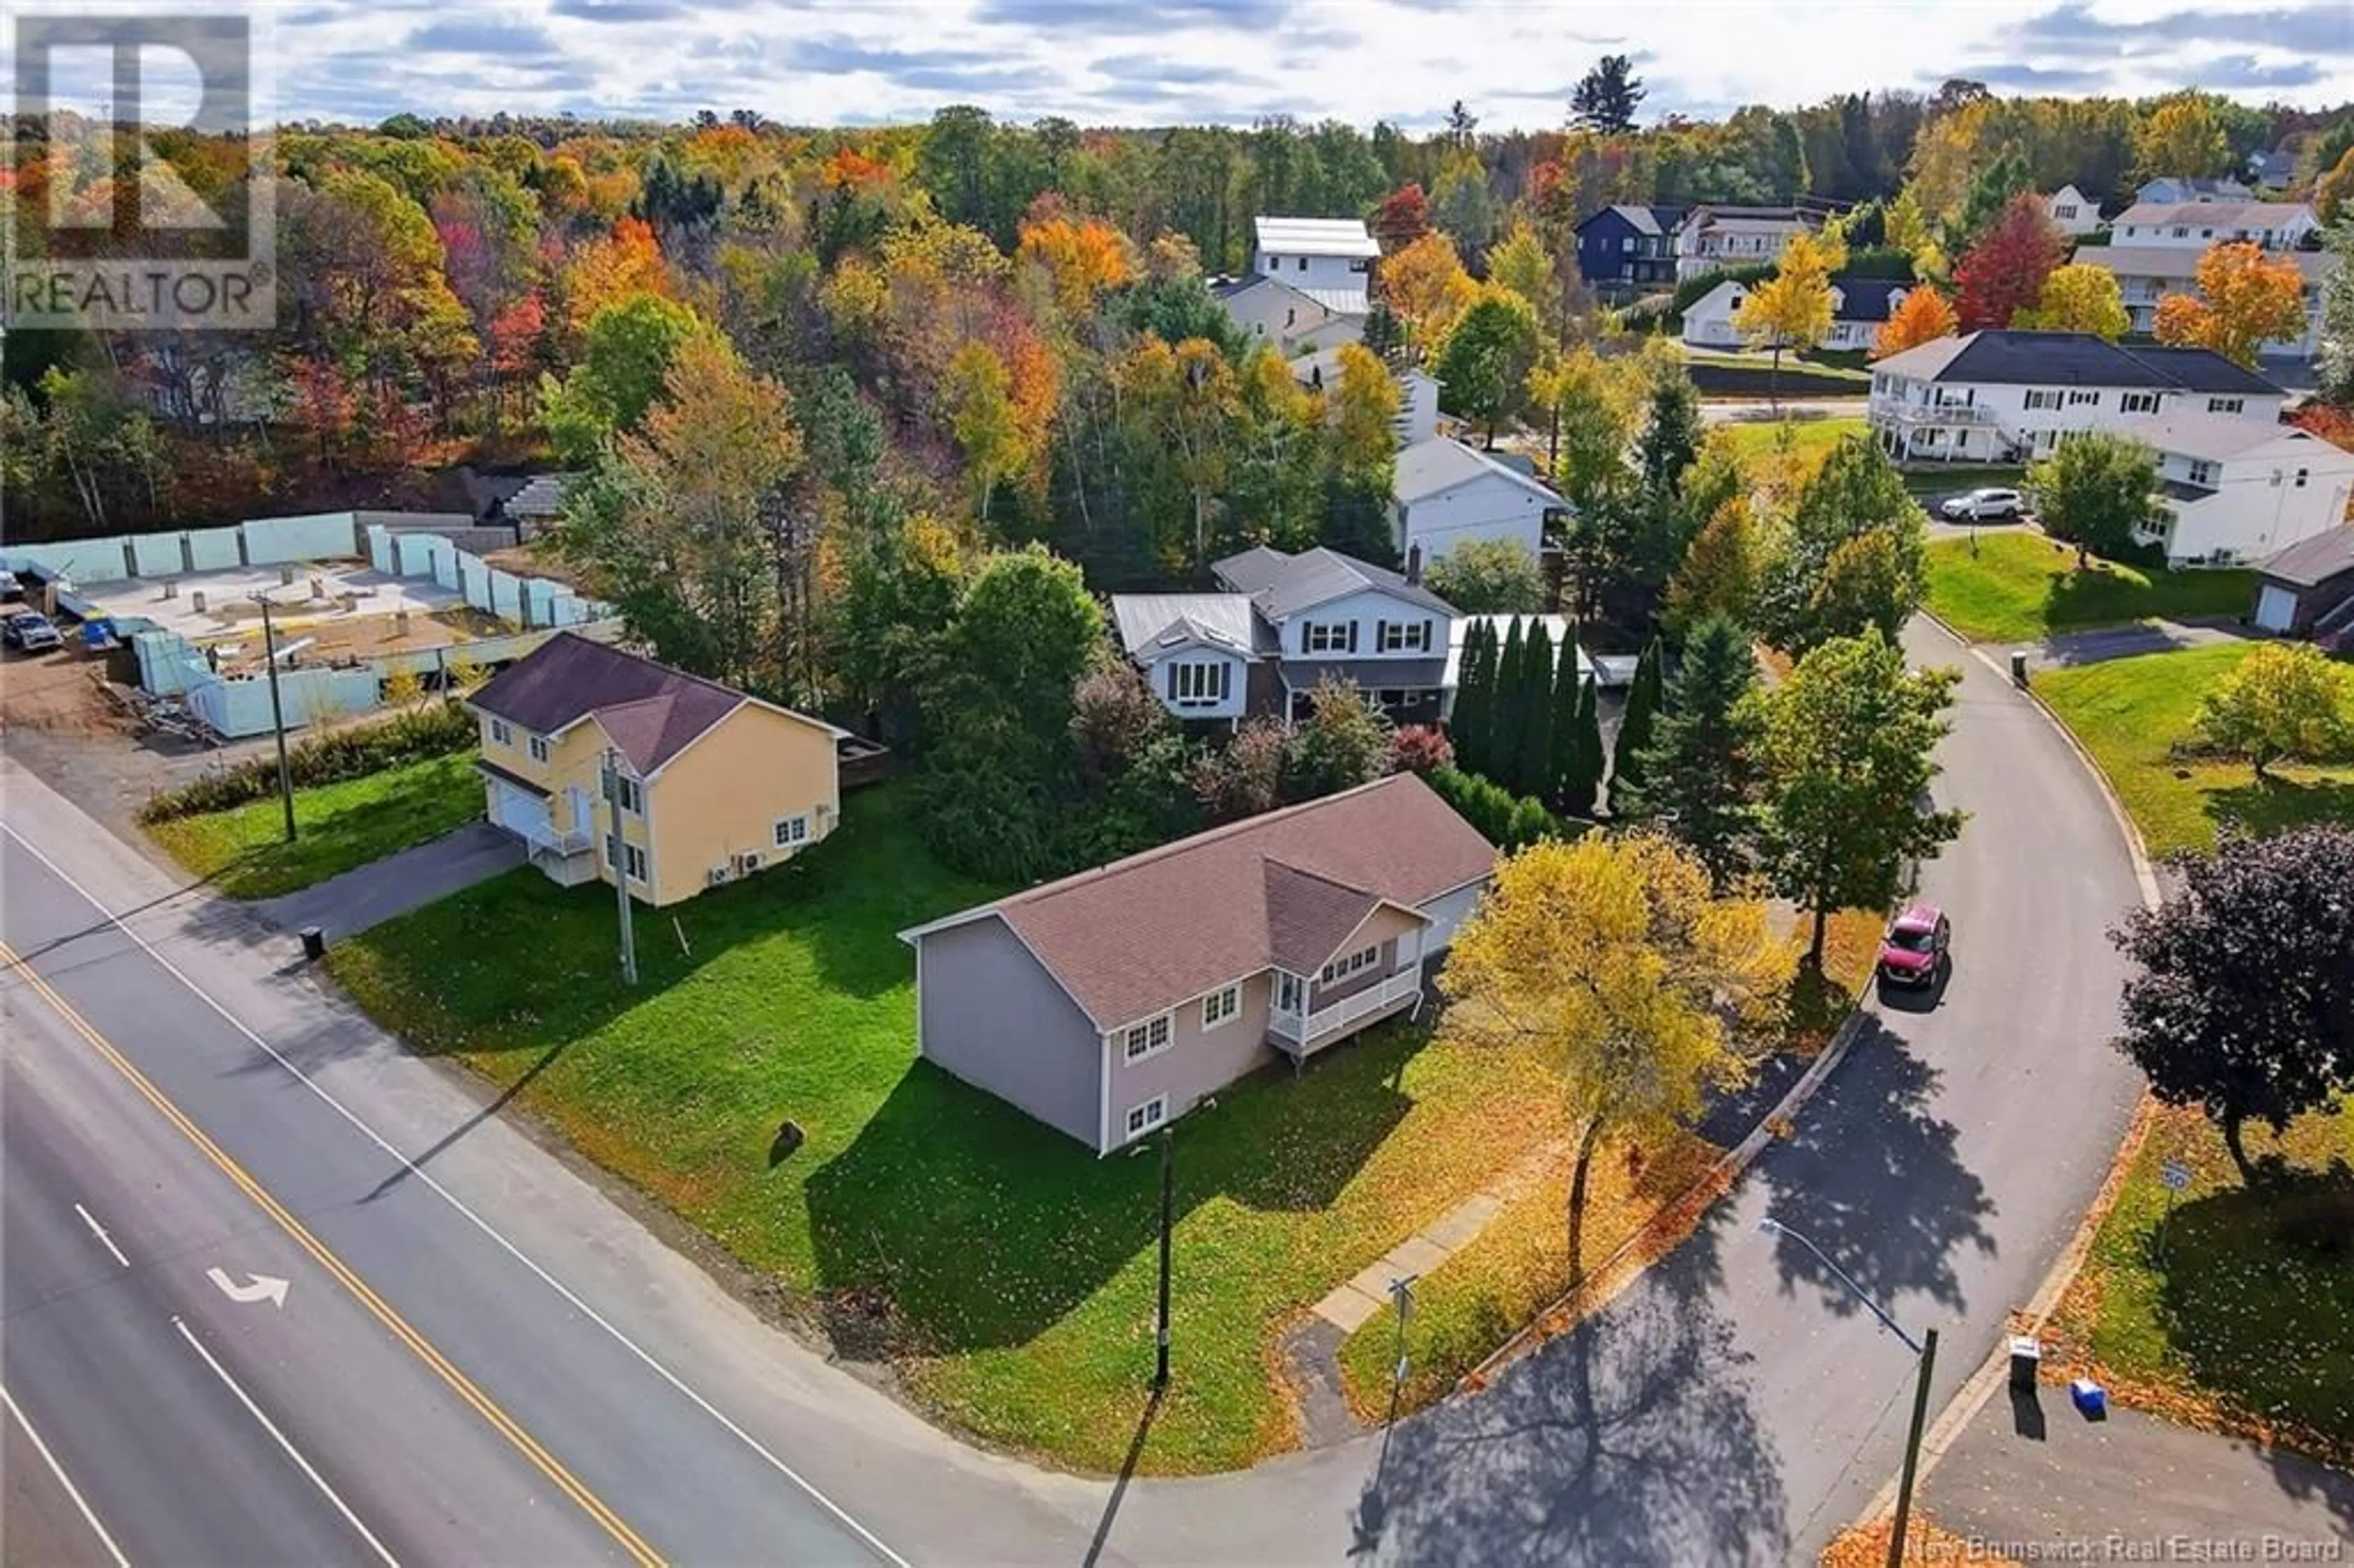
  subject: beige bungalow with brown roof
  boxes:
[898,774,1496,1154]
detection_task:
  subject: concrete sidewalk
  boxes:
[252,819,521,940]
[1924,1393,2353,1557]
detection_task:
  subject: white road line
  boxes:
[2,821,910,1567]
[167,1316,400,1568]
[2,1382,135,1568]
[72,1202,131,1269]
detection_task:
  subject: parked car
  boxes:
[1878,903,1951,988]
[1940,487,2024,522]
[2,609,63,652]
[0,569,21,601]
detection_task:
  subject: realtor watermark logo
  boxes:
[5,4,275,330]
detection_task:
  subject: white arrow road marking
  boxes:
[74,1202,131,1268]
[207,1268,290,1309]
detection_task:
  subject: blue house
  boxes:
[1573,204,1686,292]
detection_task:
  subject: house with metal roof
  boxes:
[2110,416,2354,566]
[1248,215,1379,316]
[1867,330,2288,465]
[1212,271,1363,356]
[1108,545,1465,728]
[1672,205,1826,283]
[2135,176,2255,205]
[1391,436,1567,563]
[468,633,843,903]
[899,773,1495,1152]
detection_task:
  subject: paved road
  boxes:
[0,608,2162,1567]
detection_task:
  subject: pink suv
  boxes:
[1878,904,1951,989]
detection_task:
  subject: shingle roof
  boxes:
[2109,412,2301,462]
[2090,245,2333,287]
[1593,203,1687,237]
[2113,200,2315,231]
[1253,216,1381,259]
[505,473,581,519]
[1109,593,1269,658]
[1392,436,1566,509]
[2258,527,2354,588]
[1870,330,2283,395]
[471,632,746,773]
[910,774,1495,1029]
[1829,277,1908,324]
[1213,544,1457,618]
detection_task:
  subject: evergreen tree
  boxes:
[1545,621,1585,809]
[1621,615,1764,880]
[1612,639,1665,806]
[1516,622,1558,796]
[1453,619,1495,777]
[1560,674,1604,818]
[1491,616,1528,782]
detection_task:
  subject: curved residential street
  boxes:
[0,614,2147,1566]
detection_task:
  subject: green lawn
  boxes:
[1925,532,2255,645]
[1713,416,1869,463]
[327,785,1579,1474]
[1682,348,1872,384]
[2048,1105,2354,1467]
[2035,642,2354,856]
[147,751,484,899]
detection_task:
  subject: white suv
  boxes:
[1940,487,2024,521]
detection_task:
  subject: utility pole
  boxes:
[1154,1125,1173,1391]
[601,747,638,986]
[1886,1327,1940,1568]
[256,595,296,843]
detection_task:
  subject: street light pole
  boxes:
[1759,1217,1936,1568]
[1154,1124,1173,1391]
[254,594,296,844]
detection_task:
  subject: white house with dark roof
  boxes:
[1672,205,1825,282]
[1682,275,1913,351]
[1249,216,1379,316]
[1391,437,1567,562]
[2045,185,2103,237]
[1867,330,2287,465]
[2136,176,2255,205]
[2076,241,2333,360]
[2112,416,2354,566]
[1109,546,1463,728]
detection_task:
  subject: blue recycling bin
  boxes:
[2069,1378,2107,1418]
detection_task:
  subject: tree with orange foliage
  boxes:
[2153,242,2309,368]
[562,217,668,338]
[1873,284,1959,359]
[1950,192,2063,332]
[1016,215,1136,317]
[1379,231,1478,355]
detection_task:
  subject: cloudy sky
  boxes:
[23,0,2354,129]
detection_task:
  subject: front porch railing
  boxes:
[1269,970,1423,1052]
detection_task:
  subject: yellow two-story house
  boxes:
[468,632,844,906]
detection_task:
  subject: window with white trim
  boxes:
[1168,660,1232,708]
[1122,1013,1172,1062]
[2066,389,2101,406]
[614,774,644,815]
[2025,389,2062,411]
[1202,984,1240,1030]
[1274,973,1304,1014]
[1377,620,1431,653]
[606,837,648,883]
[1319,945,1381,985]
[489,718,513,747]
[1301,620,1357,654]
[1125,1096,1168,1140]
[774,814,809,848]
[2186,459,2219,487]
[2119,392,2161,414]
[528,734,551,764]
[2207,397,2244,414]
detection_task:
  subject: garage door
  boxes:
[490,779,551,843]
[2253,584,2298,633]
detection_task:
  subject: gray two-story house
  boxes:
[1110,546,1460,729]
[900,774,1496,1154]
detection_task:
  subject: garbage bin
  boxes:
[300,925,326,962]
[2008,1335,2042,1393]
[2009,650,2028,688]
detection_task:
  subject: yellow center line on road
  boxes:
[0,939,665,1568]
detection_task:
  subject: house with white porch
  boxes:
[1682,275,1911,351]
[2116,416,2354,567]
[2079,241,2334,361]
[2045,185,2103,237]
[1672,205,1824,282]
[1109,546,1463,729]
[1867,330,2286,465]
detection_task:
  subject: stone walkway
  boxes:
[1311,1138,1569,1331]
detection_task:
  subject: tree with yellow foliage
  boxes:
[1327,343,1401,476]
[943,341,1024,523]
[562,217,669,339]
[1732,230,1837,413]
[2154,242,2309,368]
[2133,91,2233,181]
[2016,262,2130,340]
[1488,218,1560,337]
[1872,283,1958,359]
[1379,230,1479,355]
[1439,832,1792,1277]
[1016,215,1137,318]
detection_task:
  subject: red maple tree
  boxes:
[1951,192,2065,333]
[1370,184,1433,252]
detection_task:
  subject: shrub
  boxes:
[1426,765,1563,850]
[1389,725,1455,775]
[139,702,477,823]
